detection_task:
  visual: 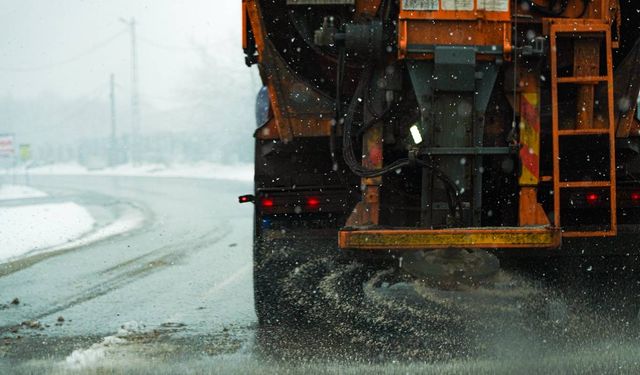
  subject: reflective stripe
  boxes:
[519,92,540,186]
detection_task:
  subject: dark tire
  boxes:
[254,239,302,326]
[253,236,339,327]
[251,136,353,327]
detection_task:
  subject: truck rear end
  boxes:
[241,0,640,329]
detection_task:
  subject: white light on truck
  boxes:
[410,125,423,144]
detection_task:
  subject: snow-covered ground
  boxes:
[0,183,148,264]
[0,184,48,201]
[47,204,145,253]
[0,201,95,264]
[7,162,254,182]
[0,162,249,264]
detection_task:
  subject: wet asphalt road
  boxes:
[0,176,256,369]
[2,175,640,374]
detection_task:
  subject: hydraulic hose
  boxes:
[341,65,464,220]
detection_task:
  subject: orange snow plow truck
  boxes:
[240,0,640,325]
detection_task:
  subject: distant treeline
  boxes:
[26,130,253,168]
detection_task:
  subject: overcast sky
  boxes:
[0,0,248,110]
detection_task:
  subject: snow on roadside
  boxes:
[64,335,126,370]
[0,202,95,264]
[14,161,254,182]
[0,184,48,201]
[63,321,144,370]
[47,205,145,252]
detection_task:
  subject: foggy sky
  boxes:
[0,0,246,107]
[0,1,260,150]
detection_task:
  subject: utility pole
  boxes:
[120,17,140,164]
[109,73,117,166]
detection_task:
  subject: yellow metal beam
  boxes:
[339,227,561,250]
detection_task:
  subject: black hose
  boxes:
[341,65,464,220]
[415,159,465,221]
[330,48,346,167]
[342,65,409,178]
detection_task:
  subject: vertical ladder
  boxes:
[549,21,617,237]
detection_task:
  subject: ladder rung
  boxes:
[557,128,611,136]
[556,76,609,84]
[562,230,616,238]
[541,176,553,182]
[550,22,617,235]
[559,181,611,188]
[550,23,610,34]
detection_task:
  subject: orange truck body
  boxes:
[243,0,640,254]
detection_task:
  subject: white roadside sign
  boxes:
[0,134,15,157]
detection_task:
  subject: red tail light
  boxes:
[261,198,274,208]
[631,192,640,202]
[306,197,321,209]
[238,194,254,203]
[585,193,600,205]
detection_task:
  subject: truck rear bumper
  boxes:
[338,227,562,250]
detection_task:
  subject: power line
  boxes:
[0,30,127,73]
[114,82,177,103]
[138,35,205,53]
[26,82,108,121]
[39,85,108,135]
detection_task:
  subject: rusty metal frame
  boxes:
[244,0,293,141]
[397,1,511,60]
[549,20,617,237]
[244,0,336,142]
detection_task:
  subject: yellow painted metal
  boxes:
[339,227,561,250]
[519,92,541,186]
